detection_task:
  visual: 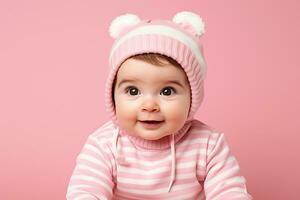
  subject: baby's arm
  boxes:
[204,133,252,199]
[66,134,115,200]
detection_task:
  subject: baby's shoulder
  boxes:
[89,120,117,144]
[187,119,224,142]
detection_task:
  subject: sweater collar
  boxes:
[119,120,192,150]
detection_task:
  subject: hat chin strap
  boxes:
[167,133,176,192]
[113,127,128,166]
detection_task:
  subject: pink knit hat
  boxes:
[105,11,207,123]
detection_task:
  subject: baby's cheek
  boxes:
[116,100,137,120]
[163,101,189,120]
[115,103,137,133]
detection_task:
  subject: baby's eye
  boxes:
[160,87,176,96]
[125,86,140,96]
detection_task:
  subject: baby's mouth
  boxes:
[138,120,165,129]
[139,120,164,123]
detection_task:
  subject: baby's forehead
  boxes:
[120,60,188,84]
[118,57,184,73]
[115,66,189,90]
[117,61,186,79]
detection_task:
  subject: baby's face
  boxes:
[113,58,191,140]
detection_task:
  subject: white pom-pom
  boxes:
[109,14,141,38]
[172,11,205,36]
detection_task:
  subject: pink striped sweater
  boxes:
[66,120,252,199]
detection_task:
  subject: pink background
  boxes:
[0,0,299,199]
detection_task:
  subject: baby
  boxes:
[66,11,252,200]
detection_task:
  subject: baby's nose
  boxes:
[141,98,160,112]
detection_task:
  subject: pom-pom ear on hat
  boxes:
[172,11,205,37]
[109,14,141,38]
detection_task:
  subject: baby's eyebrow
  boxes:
[163,80,186,88]
[117,79,186,89]
[117,79,138,88]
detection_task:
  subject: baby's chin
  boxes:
[131,130,172,141]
